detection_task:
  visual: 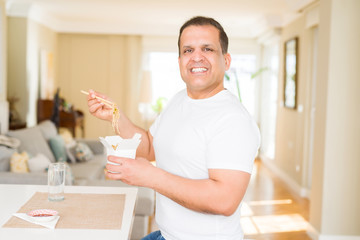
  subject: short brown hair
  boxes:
[178,16,229,55]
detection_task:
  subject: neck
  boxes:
[187,84,225,99]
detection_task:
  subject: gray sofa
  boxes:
[0,120,154,240]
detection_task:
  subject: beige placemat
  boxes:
[3,192,126,229]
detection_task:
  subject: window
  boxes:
[225,54,257,117]
[148,52,185,105]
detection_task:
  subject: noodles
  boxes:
[111,103,121,135]
[80,90,120,135]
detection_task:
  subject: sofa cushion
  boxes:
[77,139,104,155]
[59,128,74,144]
[0,135,20,148]
[69,154,105,180]
[49,135,67,162]
[28,153,51,173]
[10,152,30,173]
[74,142,94,162]
[7,126,56,162]
[0,146,15,172]
[38,120,58,141]
[65,141,77,163]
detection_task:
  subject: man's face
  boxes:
[178,25,231,99]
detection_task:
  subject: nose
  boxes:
[191,49,204,62]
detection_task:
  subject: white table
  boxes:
[0,184,137,240]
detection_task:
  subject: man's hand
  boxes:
[106,156,157,187]
[87,89,114,122]
[106,154,250,216]
[84,89,155,160]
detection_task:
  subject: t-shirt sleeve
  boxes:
[149,112,162,138]
[206,114,260,173]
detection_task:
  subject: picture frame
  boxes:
[283,37,298,109]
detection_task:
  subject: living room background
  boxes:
[2,1,360,238]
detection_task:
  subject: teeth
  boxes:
[191,67,207,73]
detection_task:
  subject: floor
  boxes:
[150,158,313,240]
[242,158,312,240]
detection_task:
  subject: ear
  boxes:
[224,53,231,71]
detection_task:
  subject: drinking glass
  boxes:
[48,162,66,201]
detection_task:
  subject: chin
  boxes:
[186,82,208,90]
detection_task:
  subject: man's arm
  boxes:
[152,168,250,216]
[106,156,250,216]
[87,89,155,160]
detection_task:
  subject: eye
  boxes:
[184,49,193,54]
[204,47,213,52]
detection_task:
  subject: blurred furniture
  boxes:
[2,120,106,185]
[0,120,155,240]
[37,99,84,138]
[9,122,27,130]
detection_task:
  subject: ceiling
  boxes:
[5,0,316,38]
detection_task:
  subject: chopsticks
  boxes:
[80,90,114,108]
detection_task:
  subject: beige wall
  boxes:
[7,17,57,127]
[57,34,143,138]
[0,0,6,101]
[274,4,323,197]
[275,15,308,188]
[26,19,58,126]
[7,17,27,123]
[309,0,330,232]
[274,0,360,237]
[0,0,8,133]
[311,0,360,236]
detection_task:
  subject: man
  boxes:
[87,16,260,240]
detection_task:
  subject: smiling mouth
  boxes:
[191,67,208,73]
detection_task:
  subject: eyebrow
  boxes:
[182,44,215,49]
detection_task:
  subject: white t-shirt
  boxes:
[150,89,260,240]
